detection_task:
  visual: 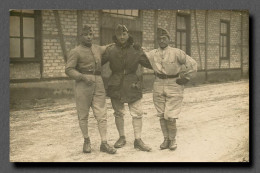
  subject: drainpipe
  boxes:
[240,12,243,78]
[205,10,208,81]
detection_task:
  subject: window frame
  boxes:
[219,20,230,60]
[175,13,191,55]
[102,10,140,19]
[9,10,42,63]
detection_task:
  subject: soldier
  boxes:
[145,27,197,150]
[102,24,152,152]
[65,25,116,154]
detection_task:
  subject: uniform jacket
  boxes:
[102,36,152,103]
[145,46,197,79]
[65,44,107,81]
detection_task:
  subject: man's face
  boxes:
[115,31,129,44]
[158,36,170,49]
[81,32,93,44]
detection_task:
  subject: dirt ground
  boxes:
[10,80,249,162]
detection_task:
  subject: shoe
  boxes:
[169,140,177,150]
[160,138,169,150]
[83,138,91,153]
[134,139,152,152]
[100,142,117,154]
[114,136,126,148]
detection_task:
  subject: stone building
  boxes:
[9,10,249,99]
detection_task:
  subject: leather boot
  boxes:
[100,141,117,154]
[134,139,152,152]
[167,119,177,150]
[169,139,177,150]
[114,136,126,148]
[115,116,125,136]
[160,137,170,150]
[114,116,126,148]
[160,118,169,149]
[83,137,91,153]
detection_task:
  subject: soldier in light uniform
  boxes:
[145,27,197,150]
[65,25,116,154]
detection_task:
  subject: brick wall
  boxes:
[41,10,102,78]
[10,63,41,79]
[191,10,206,70]
[142,10,156,73]
[241,11,249,76]
[42,10,78,78]
[142,10,155,51]
[10,10,249,81]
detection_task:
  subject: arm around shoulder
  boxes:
[65,49,84,81]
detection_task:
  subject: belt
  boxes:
[80,70,101,75]
[155,72,179,79]
[112,71,135,75]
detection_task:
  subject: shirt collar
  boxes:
[158,45,169,51]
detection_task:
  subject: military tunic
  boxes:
[65,44,108,140]
[146,46,197,119]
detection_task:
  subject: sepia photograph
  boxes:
[9,9,249,162]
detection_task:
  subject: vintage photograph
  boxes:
[9,9,249,162]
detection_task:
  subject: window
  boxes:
[220,21,230,60]
[10,10,41,62]
[176,14,190,55]
[102,10,139,19]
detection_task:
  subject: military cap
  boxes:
[115,24,128,35]
[157,27,170,39]
[81,25,93,35]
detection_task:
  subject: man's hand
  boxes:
[176,77,189,85]
[179,71,186,79]
[81,75,94,86]
[131,82,141,89]
[176,72,190,85]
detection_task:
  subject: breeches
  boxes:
[111,98,143,119]
[75,75,107,138]
[153,77,184,120]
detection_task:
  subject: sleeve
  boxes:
[65,49,83,81]
[181,53,198,79]
[138,49,153,69]
[101,46,110,66]
[177,50,187,65]
[100,43,116,55]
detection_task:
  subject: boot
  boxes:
[114,117,126,148]
[114,136,126,148]
[167,119,177,150]
[169,139,177,150]
[160,137,170,150]
[159,118,169,149]
[132,118,151,151]
[83,137,91,153]
[134,138,152,152]
[115,116,125,136]
[100,141,117,154]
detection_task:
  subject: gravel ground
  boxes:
[10,80,249,162]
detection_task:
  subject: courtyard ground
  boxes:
[10,80,249,162]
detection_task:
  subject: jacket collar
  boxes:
[112,35,134,49]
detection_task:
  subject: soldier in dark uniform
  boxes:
[102,24,152,152]
[65,25,116,154]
